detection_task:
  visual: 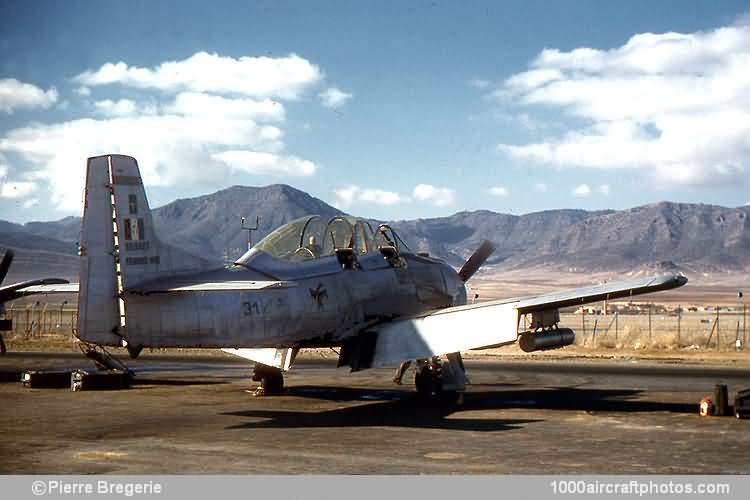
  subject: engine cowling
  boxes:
[518,328,575,352]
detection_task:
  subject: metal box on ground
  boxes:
[21,370,73,389]
[1,369,22,383]
[735,388,750,419]
[71,369,131,391]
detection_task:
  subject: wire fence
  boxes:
[1,302,78,339]
[1,301,748,352]
[559,303,748,351]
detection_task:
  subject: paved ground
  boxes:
[1,352,749,474]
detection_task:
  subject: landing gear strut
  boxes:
[251,363,284,396]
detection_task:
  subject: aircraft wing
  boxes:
[0,280,78,302]
[512,274,687,313]
[363,273,687,368]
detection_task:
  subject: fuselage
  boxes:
[122,248,467,349]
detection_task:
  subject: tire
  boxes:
[415,365,435,399]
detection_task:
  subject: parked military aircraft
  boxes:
[11,154,687,398]
[0,249,77,342]
[0,250,74,304]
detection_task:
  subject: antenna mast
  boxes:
[241,216,260,250]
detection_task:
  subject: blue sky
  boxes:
[1,1,750,224]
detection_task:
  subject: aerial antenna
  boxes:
[241,216,260,250]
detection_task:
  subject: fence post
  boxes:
[648,304,652,343]
[615,312,618,342]
[592,319,598,348]
[677,304,681,348]
[581,307,586,339]
[716,307,720,351]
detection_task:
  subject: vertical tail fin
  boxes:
[77,154,213,345]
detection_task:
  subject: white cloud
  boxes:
[0,78,58,113]
[0,52,329,211]
[333,185,359,206]
[534,183,548,193]
[573,184,591,197]
[0,113,291,210]
[319,87,353,109]
[212,150,316,177]
[74,52,322,100]
[497,24,750,187]
[599,184,611,195]
[333,185,404,207]
[167,92,284,122]
[413,184,455,207]
[94,99,138,117]
[1,181,37,199]
[489,186,510,197]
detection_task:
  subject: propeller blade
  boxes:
[0,249,14,285]
[458,240,495,282]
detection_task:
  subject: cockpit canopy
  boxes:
[237,215,410,263]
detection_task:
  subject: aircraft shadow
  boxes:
[223,398,539,432]
[464,386,697,414]
[277,384,695,415]
[130,377,227,387]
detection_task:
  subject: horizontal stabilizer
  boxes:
[129,280,296,294]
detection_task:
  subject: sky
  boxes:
[2,0,750,224]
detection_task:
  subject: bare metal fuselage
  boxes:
[122,250,466,349]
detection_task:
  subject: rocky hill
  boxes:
[2,185,749,281]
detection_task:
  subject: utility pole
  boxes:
[241,216,260,251]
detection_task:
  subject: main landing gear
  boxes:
[251,363,284,396]
[414,353,468,404]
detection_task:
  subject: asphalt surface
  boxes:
[1,351,749,474]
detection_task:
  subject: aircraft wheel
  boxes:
[252,364,285,396]
[415,364,452,400]
[415,364,436,399]
[415,363,462,405]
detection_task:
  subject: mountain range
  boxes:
[2,183,749,281]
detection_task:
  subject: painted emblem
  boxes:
[309,283,328,310]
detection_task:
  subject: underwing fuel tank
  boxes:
[518,328,575,352]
